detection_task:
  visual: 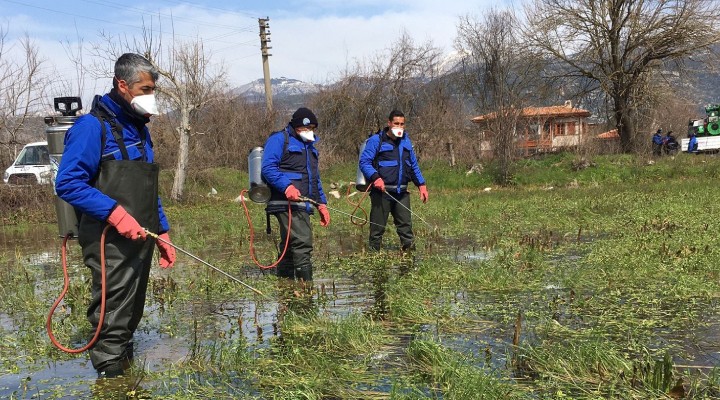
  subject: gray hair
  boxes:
[113,53,158,88]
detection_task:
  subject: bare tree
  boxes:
[310,32,448,163]
[153,40,227,201]
[90,24,227,201]
[456,9,548,184]
[523,0,720,152]
[0,28,49,166]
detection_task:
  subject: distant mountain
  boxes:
[231,77,321,102]
[232,47,720,120]
[436,50,467,76]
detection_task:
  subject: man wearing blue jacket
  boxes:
[261,107,330,281]
[688,131,699,153]
[652,129,663,156]
[359,110,428,251]
[55,53,176,378]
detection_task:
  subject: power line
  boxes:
[78,0,256,32]
[1,0,252,46]
[1,0,141,31]
[149,0,260,19]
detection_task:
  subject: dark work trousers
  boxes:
[652,143,662,156]
[78,159,159,374]
[274,210,314,281]
[368,190,414,251]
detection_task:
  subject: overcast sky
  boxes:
[1,0,502,103]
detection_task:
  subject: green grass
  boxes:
[5,152,720,398]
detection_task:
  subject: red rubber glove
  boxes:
[372,178,385,192]
[284,185,301,201]
[156,232,176,269]
[107,205,146,240]
[418,185,429,203]
[318,204,330,227]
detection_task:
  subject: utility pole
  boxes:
[258,17,273,111]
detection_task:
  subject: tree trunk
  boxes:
[614,92,635,153]
[446,141,456,167]
[171,105,191,201]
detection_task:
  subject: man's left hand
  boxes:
[418,185,429,203]
[156,232,177,269]
[318,204,330,227]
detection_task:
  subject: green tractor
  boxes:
[704,104,720,136]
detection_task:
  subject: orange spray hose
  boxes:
[239,189,293,270]
[345,184,372,226]
[46,225,110,353]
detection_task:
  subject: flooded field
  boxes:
[4,156,720,398]
[1,222,522,398]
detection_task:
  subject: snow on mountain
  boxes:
[231,51,467,101]
[436,50,468,75]
[231,76,321,100]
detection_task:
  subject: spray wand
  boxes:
[298,196,389,229]
[145,230,267,298]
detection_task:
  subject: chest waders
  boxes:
[265,130,316,281]
[78,111,159,374]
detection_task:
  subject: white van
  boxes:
[3,141,53,185]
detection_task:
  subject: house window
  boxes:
[527,123,540,140]
[566,121,576,135]
[555,123,566,136]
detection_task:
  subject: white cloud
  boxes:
[1,0,499,107]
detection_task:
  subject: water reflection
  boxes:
[91,373,151,400]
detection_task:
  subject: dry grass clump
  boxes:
[0,184,55,224]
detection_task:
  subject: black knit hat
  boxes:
[290,107,318,128]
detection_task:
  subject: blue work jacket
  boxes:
[55,93,170,233]
[261,125,327,214]
[359,129,425,194]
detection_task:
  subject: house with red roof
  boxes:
[471,100,591,155]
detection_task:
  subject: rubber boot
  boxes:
[295,265,312,282]
[401,241,416,251]
[97,362,124,379]
[121,342,134,370]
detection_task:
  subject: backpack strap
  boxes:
[371,130,384,171]
[90,104,130,161]
[283,128,290,154]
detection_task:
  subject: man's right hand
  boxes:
[372,178,385,192]
[107,205,146,240]
[284,185,301,201]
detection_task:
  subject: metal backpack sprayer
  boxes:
[46,97,83,239]
[241,140,297,270]
[247,146,271,203]
[45,96,100,354]
[355,136,370,192]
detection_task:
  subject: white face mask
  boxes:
[131,94,159,116]
[298,130,315,142]
[390,127,404,138]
